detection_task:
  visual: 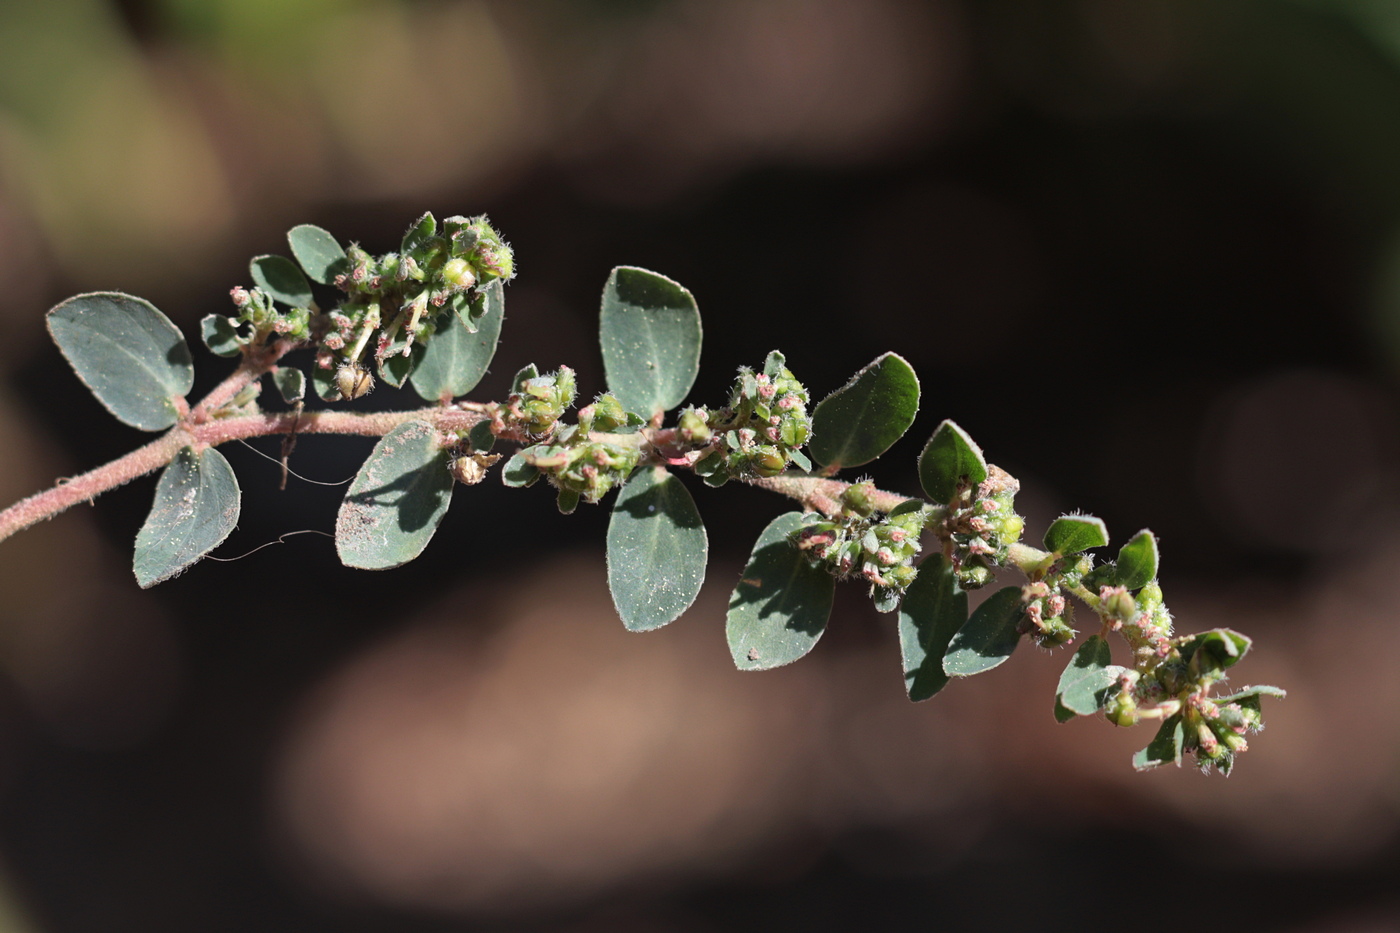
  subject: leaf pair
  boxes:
[45,293,241,588]
[595,269,710,629]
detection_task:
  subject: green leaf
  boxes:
[599,266,701,418]
[1043,515,1109,555]
[512,363,539,392]
[1133,715,1185,771]
[1055,636,1124,720]
[250,254,313,308]
[409,280,505,402]
[898,554,968,701]
[1179,628,1251,675]
[312,365,338,402]
[809,352,919,470]
[133,446,241,588]
[377,340,427,388]
[556,487,580,515]
[200,314,244,358]
[335,420,455,570]
[918,419,988,504]
[727,512,834,670]
[501,446,542,487]
[47,292,195,431]
[273,367,305,403]
[1216,685,1287,706]
[607,466,708,632]
[401,211,437,254]
[467,420,495,453]
[287,223,348,285]
[943,586,1024,676]
[1114,530,1159,590]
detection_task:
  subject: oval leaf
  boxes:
[1115,529,1159,590]
[1133,715,1185,771]
[501,446,542,487]
[607,466,708,632]
[809,353,919,470]
[273,367,305,403]
[1043,514,1109,555]
[918,419,988,504]
[1179,628,1251,676]
[943,586,1024,676]
[727,512,834,671]
[287,223,348,285]
[335,421,455,570]
[251,254,313,308]
[201,314,244,358]
[898,554,968,701]
[1055,635,1124,719]
[48,292,195,431]
[410,280,505,402]
[599,266,701,418]
[133,446,241,588]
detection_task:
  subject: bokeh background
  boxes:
[1,0,1399,929]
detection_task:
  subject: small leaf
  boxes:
[512,363,539,392]
[501,446,542,487]
[201,314,244,358]
[287,223,348,285]
[1133,715,1185,771]
[918,419,988,504]
[48,292,195,431]
[599,266,702,418]
[607,466,708,632]
[250,254,313,308]
[1114,529,1159,590]
[809,353,919,470]
[133,446,241,588]
[401,211,437,254]
[1043,514,1109,555]
[312,365,339,401]
[898,554,968,701]
[410,280,505,402]
[273,368,305,403]
[1215,684,1286,706]
[467,420,495,453]
[943,586,1024,676]
[1179,628,1251,675]
[556,487,580,515]
[727,512,834,670]
[1055,635,1124,719]
[377,341,427,388]
[335,421,455,570]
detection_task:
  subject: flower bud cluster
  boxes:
[316,214,514,399]
[692,352,812,484]
[791,484,934,610]
[1020,580,1075,647]
[493,367,578,439]
[219,286,313,353]
[522,428,643,513]
[938,465,1025,588]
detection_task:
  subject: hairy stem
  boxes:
[0,406,487,546]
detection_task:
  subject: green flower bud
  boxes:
[843,482,876,517]
[441,257,476,291]
[752,446,786,477]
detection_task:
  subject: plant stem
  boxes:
[742,474,917,517]
[191,339,295,421]
[0,406,487,546]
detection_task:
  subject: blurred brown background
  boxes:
[0,0,1398,930]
